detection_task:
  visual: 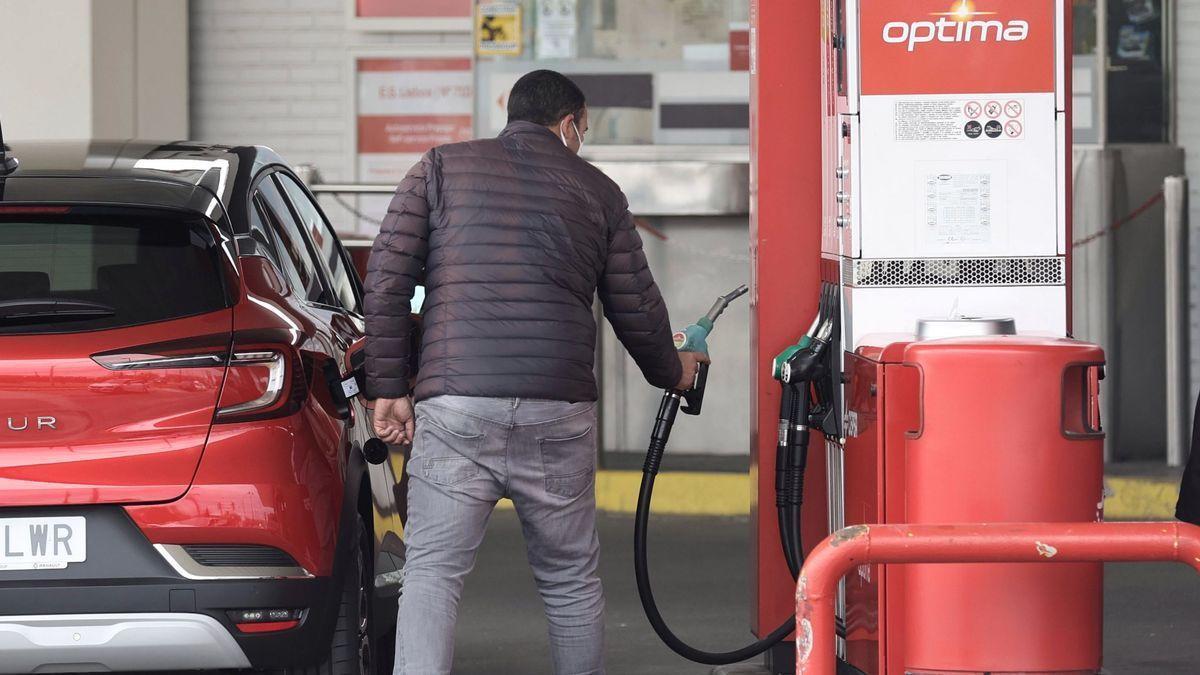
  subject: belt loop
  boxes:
[513,397,521,408]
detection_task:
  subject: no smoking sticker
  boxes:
[894,98,1025,142]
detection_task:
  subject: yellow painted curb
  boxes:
[594,470,751,516]
[498,470,752,516]
[498,472,1181,520]
[1105,476,1180,521]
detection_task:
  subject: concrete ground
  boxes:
[452,510,1200,674]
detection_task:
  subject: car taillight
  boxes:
[91,331,310,422]
[92,333,232,371]
[214,345,307,423]
[92,352,227,370]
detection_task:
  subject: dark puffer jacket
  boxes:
[364,121,682,402]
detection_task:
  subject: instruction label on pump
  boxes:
[894,99,1024,142]
[843,410,859,438]
[924,173,993,245]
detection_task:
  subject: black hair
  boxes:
[506,70,586,127]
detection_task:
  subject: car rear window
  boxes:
[0,208,231,335]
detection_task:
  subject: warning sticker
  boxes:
[894,99,1024,141]
[924,173,992,245]
[477,2,522,56]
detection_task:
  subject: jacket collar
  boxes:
[499,120,562,143]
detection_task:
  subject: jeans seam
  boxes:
[421,400,596,427]
[502,419,513,498]
[513,402,598,427]
[420,400,511,427]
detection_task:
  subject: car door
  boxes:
[270,172,406,572]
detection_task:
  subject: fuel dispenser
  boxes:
[815,1,1085,671]
[636,1,1121,673]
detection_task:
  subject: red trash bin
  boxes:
[902,336,1105,674]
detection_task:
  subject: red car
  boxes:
[0,140,403,674]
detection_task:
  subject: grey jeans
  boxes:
[394,395,604,675]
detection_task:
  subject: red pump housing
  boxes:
[903,337,1105,673]
[841,336,1105,674]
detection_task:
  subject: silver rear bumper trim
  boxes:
[155,543,312,580]
[0,613,251,673]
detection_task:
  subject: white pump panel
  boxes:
[825,0,1069,349]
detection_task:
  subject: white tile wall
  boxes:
[189,0,470,184]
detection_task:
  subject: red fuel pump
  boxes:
[746,0,1114,673]
[642,0,1185,672]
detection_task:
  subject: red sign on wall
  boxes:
[355,0,471,18]
[730,27,750,71]
[356,57,474,183]
[859,0,1056,96]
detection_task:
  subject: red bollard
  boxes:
[795,522,1200,675]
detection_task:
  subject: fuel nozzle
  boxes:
[673,284,748,355]
[704,284,750,325]
[671,284,748,416]
[773,314,834,385]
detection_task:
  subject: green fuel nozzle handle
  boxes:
[670,284,748,416]
[672,284,749,356]
[771,337,813,381]
[772,314,836,384]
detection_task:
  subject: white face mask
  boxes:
[560,119,584,152]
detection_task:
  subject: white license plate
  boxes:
[0,517,86,570]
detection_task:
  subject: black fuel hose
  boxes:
[634,363,843,665]
[778,382,811,579]
[776,385,797,576]
[783,383,812,577]
[635,390,798,665]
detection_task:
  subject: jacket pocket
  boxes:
[539,426,596,499]
[415,415,483,487]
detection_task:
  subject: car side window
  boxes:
[250,195,307,295]
[246,195,286,270]
[255,177,327,304]
[275,173,361,314]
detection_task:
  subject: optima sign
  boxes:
[882,18,1030,52]
[859,0,1056,96]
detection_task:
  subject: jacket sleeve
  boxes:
[597,196,683,390]
[364,152,433,399]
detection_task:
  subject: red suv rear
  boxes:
[0,140,404,674]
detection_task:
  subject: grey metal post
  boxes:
[1164,175,1189,467]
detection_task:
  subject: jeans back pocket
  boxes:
[539,425,596,499]
[415,412,484,487]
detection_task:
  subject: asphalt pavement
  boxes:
[452,510,1200,674]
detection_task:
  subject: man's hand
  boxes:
[373,396,415,445]
[674,351,712,391]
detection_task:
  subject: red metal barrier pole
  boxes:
[795,522,1200,675]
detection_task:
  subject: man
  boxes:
[365,69,706,675]
[1176,393,1200,525]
